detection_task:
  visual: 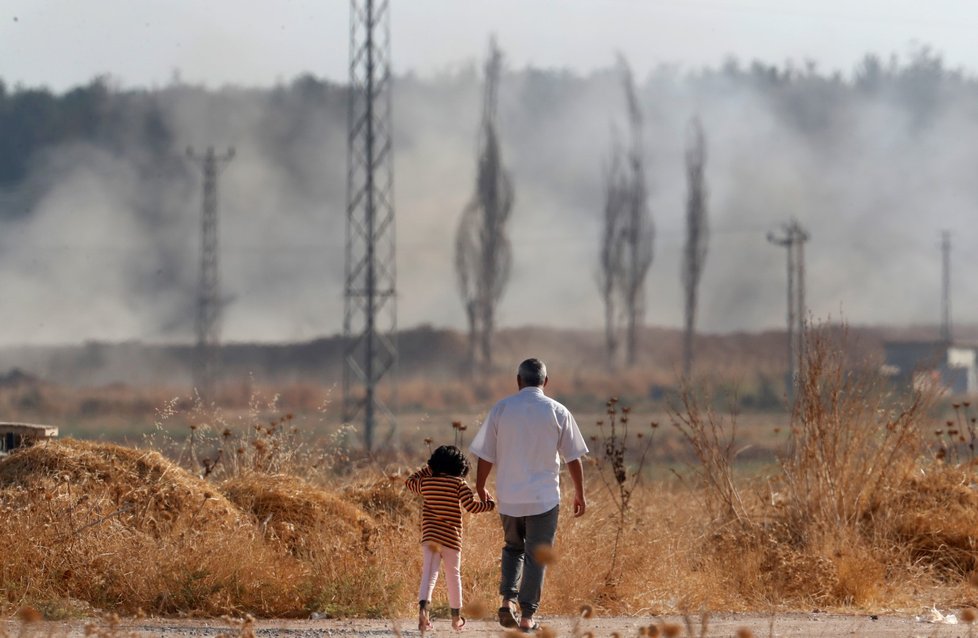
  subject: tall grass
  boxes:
[671,324,962,607]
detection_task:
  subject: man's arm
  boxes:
[566,458,586,517]
[475,457,494,503]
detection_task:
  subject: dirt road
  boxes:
[5,612,971,638]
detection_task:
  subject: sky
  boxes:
[2,0,978,90]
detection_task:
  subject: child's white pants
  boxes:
[418,543,462,609]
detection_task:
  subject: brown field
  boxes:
[0,323,891,440]
[2,325,978,636]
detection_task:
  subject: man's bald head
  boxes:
[517,358,547,387]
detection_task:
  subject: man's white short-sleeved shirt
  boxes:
[469,386,589,517]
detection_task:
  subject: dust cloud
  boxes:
[0,49,974,346]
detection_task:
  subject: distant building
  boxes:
[883,340,978,395]
[0,422,58,455]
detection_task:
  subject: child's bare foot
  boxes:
[418,609,432,632]
[451,615,467,631]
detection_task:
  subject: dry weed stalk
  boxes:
[451,420,469,448]
[670,390,750,525]
[594,397,655,581]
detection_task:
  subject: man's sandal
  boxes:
[520,621,541,633]
[498,605,519,628]
[451,616,467,631]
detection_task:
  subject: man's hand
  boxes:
[476,457,494,504]
[567,458,586,517]
[573,492,587,517]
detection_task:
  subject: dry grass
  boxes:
[223,472,376,556]
[3,324,978,621]
[0,439,304,616]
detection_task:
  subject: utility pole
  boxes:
[344,0,397,451]
[768,219,809,397]
[186,146,234,402]
[796,222,809,366]
[941,230,952,344]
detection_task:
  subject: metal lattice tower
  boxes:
[187,146,235,402]
[343,0,397,451]
[768,219,809,396]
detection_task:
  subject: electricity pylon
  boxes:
[187,146,235,402]
[343,0,397,451]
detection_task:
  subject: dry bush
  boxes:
[218,472,405,618]
[878,465,978,575]
[0,439,308,616]
[0,435,411,619]
[222,472,375,555]
[668,324,961,609]
[342,476,416,523]
[0,438,243,535]
[779,327,929,542]
[670,392,752,525]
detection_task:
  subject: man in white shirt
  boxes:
[469,358,589,632]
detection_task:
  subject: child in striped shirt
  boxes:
[406,444,495,632]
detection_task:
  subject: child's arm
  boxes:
[458,482,495,513]
[405,465,432,494]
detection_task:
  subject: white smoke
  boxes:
[0,54,975,346]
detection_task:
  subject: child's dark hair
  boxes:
[427,445,470,478]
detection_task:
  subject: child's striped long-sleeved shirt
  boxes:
[406,465,495,551]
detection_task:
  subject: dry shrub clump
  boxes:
[672,324,972,609]
[0,430,410,619]
[0,438,243,533]
[219,472,405,618]
[0,438,307,616]
[343,475,417,523]
[222,472,376,554]
[881,466,978,574]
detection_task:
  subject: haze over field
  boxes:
[1,2,977,346]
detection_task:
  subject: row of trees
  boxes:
[598,58,710,376]
[453,45,711,378]
[0,46,959,197]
